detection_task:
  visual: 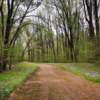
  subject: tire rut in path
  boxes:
[6,63,100,100]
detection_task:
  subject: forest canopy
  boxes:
[0,0,100,71]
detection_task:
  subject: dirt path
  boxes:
[6,63,100,100]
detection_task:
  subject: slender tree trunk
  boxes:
[9,41,15,70]
[52,40,56,62]
[56,28,59,62]
[0,1,5,71]
[28,44,30,62]
[70,27,74,61]
[94,0,100,61]
[3,42,9,70]
[0,35,4,72]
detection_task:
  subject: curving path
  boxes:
[6,63,100,100]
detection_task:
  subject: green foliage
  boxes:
[94,61,100,67]
[36,2,41,7]
[0,0,99,72]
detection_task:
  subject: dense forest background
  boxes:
[0,0,100,71]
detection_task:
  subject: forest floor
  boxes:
[6,63,100,100]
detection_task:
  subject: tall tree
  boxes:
[0,0,42,70]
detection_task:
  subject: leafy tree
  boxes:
[0,0,43,71]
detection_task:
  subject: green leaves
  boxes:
[36,2,41,7]
[21,0,41,7]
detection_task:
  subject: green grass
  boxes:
[48,63,100,83]
[0,62,38,100]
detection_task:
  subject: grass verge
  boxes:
[48,63,100,83]
[0,62,38,100]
